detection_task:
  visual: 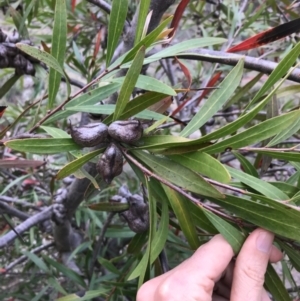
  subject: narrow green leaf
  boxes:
[127,233,148,255]
[225,72,263,108]
[22,251,49,273]
[144,38,227,64]
[268,119,300,146]
[226,166,289,200]
[89,202,129,212]
[40,126,70,138]
[180,59,244,137]
[135,135,191,149]
[150,192,169,263]
[103,92,170,124]
[128,247,150,281]
[57,290,108,301]
[113,75,176,96]
[106,0,128,66]
[268,182,298,198]
[145,41,300,150]
[232,151,259,177]
[203,210,245,254]
[133,82,285,152]
[164,186,200,249]
[137,178,156,287]
[66,105,170,122]
[43,256,86,287]
[244,148,300,163]
[131,150,224,198]
[127,233,147,255]
[47,278,67,295]
[48,0,67,108]
[134,0,151,45]
[265,264,291,301]
[31,286,49,301]
[73,167,99,190]
[113,46,145,120]
[245,41,300,109]
[56,148,105,179]
[188,202,218,233]
[16,44,64,75]
[67,83,121,108]
[210,195,300,242]
[98,257,122,275]
[168,151,231,183]
[5,138,81,154]
[122,16,172,64]
[19,0,39,36]
[9,7,29,38]
[0,75,21,99]
[201,110,300,154]
[128,177,155,283]
[0,174,29,196]
[277,241,300,272]
[46,83,121,124]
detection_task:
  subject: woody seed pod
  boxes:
[0,56,9,68]
[25,60,35,76]
[70,123,108,147]
[108,120,143,143]
[96,143,123,184]
[13,54,27,69]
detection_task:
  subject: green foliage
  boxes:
[2,1,300,300]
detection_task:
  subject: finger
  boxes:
[138,234,234,301]
[231,229,274,301]
[262,288,272,301]
[270,245,283,263]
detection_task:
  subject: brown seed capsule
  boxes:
[108,120,143,143]
[13,54,27,69]
[96,143,123,184]
[70,123,108,147]
[0,56,9,68]
[25,60,35,76]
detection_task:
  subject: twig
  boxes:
[2,241,54,272]
[0,201,30,220]
[0,206,53,248]
[87,0,112,15]
[29,66,120,133]
[240,147,300,152]
[204,178,247,194]
[122,150,238,223]
[176,49,300,84]
[0,196,41,210]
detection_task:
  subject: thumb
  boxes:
[231,229,274,301]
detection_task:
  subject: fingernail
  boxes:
[256,231,274,253]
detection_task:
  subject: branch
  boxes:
[87,0,111,14]
[176,49,300,83]
[0,196,42,210]
[0,201,30,220]
[3,242,54,272]
[0,206,53,248]
[122,150,238,223]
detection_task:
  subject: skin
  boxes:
[137,228,283,301]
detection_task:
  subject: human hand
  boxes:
[137,228,283,301]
